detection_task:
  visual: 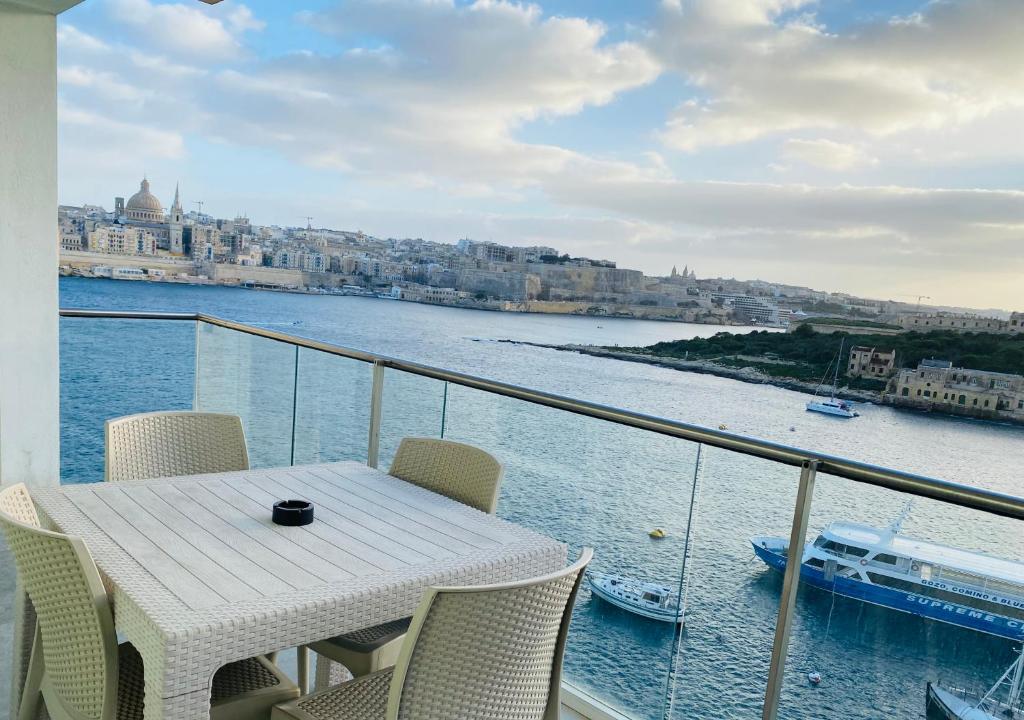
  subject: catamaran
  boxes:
[806,338,858,418]
[587,572,684,624]
[752,509,1024,640]
[926,644,1024,719]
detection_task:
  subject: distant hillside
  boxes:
[633,327,1024,387]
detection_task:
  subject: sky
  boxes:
[56,0,1024,311]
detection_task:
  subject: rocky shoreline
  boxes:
[500,340,883,403]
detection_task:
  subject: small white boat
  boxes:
[806,338,859,418]
[587,572,683,624]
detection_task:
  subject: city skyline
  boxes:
[56,0,1024,309]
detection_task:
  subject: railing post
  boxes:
[367,361,384,468]
[762,459,818,720]
[193,319,201,410]
[289,345,299,466]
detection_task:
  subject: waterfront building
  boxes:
[396,283,464,304]
[898,311,1022,334]
[847,346,897,379]
[891,359,1024,420]
[87,224,157,255]
[710,292,782,325]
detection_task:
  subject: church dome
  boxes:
[125,178,164,222]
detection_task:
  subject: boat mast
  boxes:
[972,646,1023,712]
[831,338,844,400]
[1009,644,1024,710]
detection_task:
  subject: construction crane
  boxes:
[193,200,204,217]
[304,216,314,230]
[896,293,931,309]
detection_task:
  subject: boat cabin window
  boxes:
[641,592,662,603]
[817,539,869,558]
[874,553,900,565]
[805,557,826,569]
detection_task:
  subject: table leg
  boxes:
[133,640,214,720]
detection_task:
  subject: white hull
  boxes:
[806,400,857,418]
[588,573,683,624]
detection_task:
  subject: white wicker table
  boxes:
[26,461,567,720]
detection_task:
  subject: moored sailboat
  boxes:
[926,645,1024,719]
[806,338,858,418]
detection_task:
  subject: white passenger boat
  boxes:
[752,510,1024,640]
[806,338,858,418]
[587,572,683,624]
[926,645,1024,719]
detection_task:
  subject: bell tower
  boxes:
[169,182,184,255]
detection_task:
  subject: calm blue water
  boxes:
[59,277,1024,720]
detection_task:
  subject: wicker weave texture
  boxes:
[114,643,288,718]
[0,483,41,526]
[388,438,503,514]
[0,488,115,720]
[287,670,392,720]
[105,412,249,483]
[280,553,590,720]
[395,571,582,720]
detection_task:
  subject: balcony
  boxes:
[3,310,1022,720]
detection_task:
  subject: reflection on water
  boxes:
[59,277,1024,720]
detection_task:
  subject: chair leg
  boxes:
[18,626,44,720]
[296,646,310,695]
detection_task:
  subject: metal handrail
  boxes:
[59,307,1024,521]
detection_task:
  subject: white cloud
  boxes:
[780,138,877,171]
[60,103,185,160]
[104,0,263,61]
[653,0,1024,151]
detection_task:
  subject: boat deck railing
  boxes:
[57,308,1024,720]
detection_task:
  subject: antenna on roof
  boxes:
[888,500,914,536]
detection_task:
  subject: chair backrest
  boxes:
[0,484,118,720]
[388,437,504,514]
[386,548,592,720]
[0,481,41,527]
[105,411,249,482]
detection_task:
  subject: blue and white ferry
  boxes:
[752,516,1024,640]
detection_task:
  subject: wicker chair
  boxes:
[0,483,299,720]
[306,438,505,691]
[274,548,592,720]
[105,411,249,482]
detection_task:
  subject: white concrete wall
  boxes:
[0,4,60,487]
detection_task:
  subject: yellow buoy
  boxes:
[649,528,667,539]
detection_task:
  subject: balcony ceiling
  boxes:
[1,0,84,11]
[1,0,219,13]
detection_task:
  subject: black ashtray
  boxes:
[272,499,314,526]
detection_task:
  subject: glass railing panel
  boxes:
[195,322,297,468]
[291,347,374,465]
[415,379,700,720]
[59,317,196,483]
[773,472,1024,720]
[377,368,448,469]
[662,446,798,719]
